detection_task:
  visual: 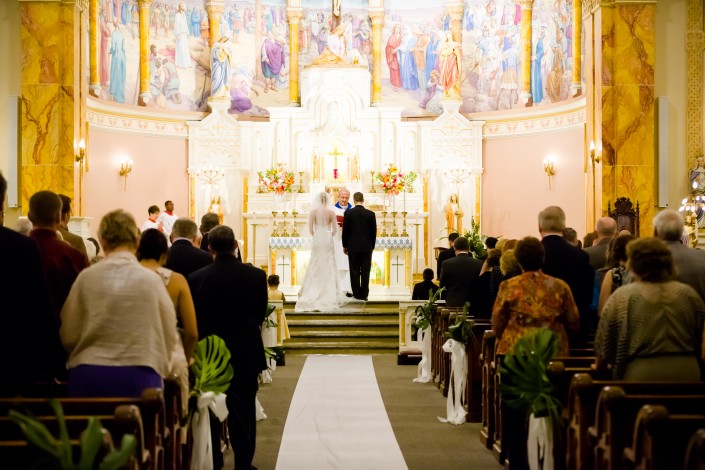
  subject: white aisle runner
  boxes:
[276,355,408,470]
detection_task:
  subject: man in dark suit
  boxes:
[198,212,220,252]
[57,194,88,257]
[166,217,213,278]
[583,216,617,270]
[342,192,377,301]
[0,172,62,387]
[539,206,594,345]
[188,225,267,470]
[437,232,459,280]
[439,236,484,310]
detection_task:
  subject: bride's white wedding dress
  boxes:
[295,206,348,312]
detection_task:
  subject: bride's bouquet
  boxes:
[375,164,418,195]
[258,164,295,195]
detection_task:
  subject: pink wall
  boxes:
[83,128,189,238]
[482,126,587,241]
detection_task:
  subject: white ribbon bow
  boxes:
[437,339,468,425]
[413,327,432,383]
[528,413,554,470]
[190,392,229,470]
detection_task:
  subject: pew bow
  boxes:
[438,339,467,425]
[413,327,432,383]
[527,413,554,470]
[191,391,229,470]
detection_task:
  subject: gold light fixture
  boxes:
[543,156,556,190]
[119,156,133,191]
[74,139,86,215]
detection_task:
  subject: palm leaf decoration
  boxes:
[191,335,234,396]
[446,302,475,344]
[264,303,278,328]
[414,286,445,330]
[499,328,561,421]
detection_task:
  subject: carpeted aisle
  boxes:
[275,355,408,469]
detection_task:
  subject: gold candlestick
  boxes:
[391,211,399,237]
[370,171,376,192]
[298,172,305,193]
[291,211,299,237]
[380,211,388,237]
[271,212,279,237]
[281,211,289,237]
[401,211,409,237]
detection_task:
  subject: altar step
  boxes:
[283,302,399,355]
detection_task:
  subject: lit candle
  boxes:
[393,195,396,212]
[403,191,407,212]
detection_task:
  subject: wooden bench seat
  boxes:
[684,428,705,470]
[624,405,705,470]
[479,330,496,448]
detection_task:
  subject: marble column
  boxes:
[19,0,81,206]
[286,8,303,106]
[570,0,582,96]
[517,0,534,106]
[592,0,655,233]
[88,0,100,96]
[137,0,152,106]
[369,9,384,105]
[206,2,223,47]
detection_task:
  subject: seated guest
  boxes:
[137,228,199,359]
[439,236,483,308]
[267,274,286,301]
[597,233,634,315]
[412,268,439,301]
[492,236,579,356]
[436,232,459,280]
[199,212,221,252]
[60,209,181,398]
[595,237,705,381]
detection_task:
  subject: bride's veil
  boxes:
[311,190,331,212]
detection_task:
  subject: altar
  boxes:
[268,236,413,298]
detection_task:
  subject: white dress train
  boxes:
[295,208,348,312]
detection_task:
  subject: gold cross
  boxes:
[329,147,344,168]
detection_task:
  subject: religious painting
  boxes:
[382,0,449,117]
[98,0,141,106]
[226,0,289,117]
[298,0,372,70]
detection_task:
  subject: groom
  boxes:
[342,192,377,301]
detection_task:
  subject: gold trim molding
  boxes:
[687,0,704,165]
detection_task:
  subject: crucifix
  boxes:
[329,147,344,180]
[391,255,404,283]
[277,255,290,284]
[332,0,341,29]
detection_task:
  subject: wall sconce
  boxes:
[119,156,133,191]
[589,141,601,222]
[74,139,86,215]
[543,157,556,190]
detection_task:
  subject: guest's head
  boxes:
[15,217,33,236]
[58,194,74,230]
[563,227,580,247]
[136,228,169,264]
[515,236,545,272]
[485,237,498,249]
[653,209,684,242]
[501,238,518,253]
[486,248,501,268]
[605,233,634,268]
[353,192,364,204]
[98,209,139,254]
[28,190,62,230]
[267,274,280,288]
[200,212,220,234]
[595,217,617,241]
[171,217,200,245]
[208,225,236,256]
[627,237,675,283]
[538,206,566,235]
[583,231,597,248]
[500,249,519,277]
[448,232,459,247]
[422,268,434,282]
[453,236,470,253]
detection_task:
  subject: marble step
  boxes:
[287,327,397,338]
[287,318,398,327]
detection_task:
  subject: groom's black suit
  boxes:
[342,204,377,300]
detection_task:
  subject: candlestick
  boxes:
[380,211,388,237]
[271,212,279,237]
[401,211,408,237]
[298,171,304,193]
[391,211,398,237]
[370,171,376,192]
[281,212,289,237]
[291,211,299,237]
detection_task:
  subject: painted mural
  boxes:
[92,0,574,116]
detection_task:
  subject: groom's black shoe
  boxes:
[345,292,353,298]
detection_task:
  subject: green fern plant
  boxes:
[462,217,488,260]
[9,399,136,470]
[499,328,561,421]
[445,302,476,344]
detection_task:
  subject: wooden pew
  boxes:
[0,403,146,467]
[164,378,188,469]
[464,321,493,423]
[491,353,506,464]
[684,428,705,470]
[479,330,496,448]
[436,308,451,395]
[566,374,705,470]
[0,388,166,469]
[624,405,705,470]
[590,387,705,470]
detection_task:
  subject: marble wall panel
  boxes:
[60,86,77,166]
[613,84,654,166]
[613,4,654,86]
[597,6,614,87]
[21,84,61,166]
[20,3,64,85]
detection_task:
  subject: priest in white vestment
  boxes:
[333,188,353,295]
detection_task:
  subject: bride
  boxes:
[295,191,348,312]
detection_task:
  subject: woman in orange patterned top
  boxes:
[492,236,579,355]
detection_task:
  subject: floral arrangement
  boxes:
[374,164,418,195]
[258,164,295,194]
[463,217,488,260]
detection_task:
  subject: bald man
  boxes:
[333,188,353,295]
[583,216,617,270]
